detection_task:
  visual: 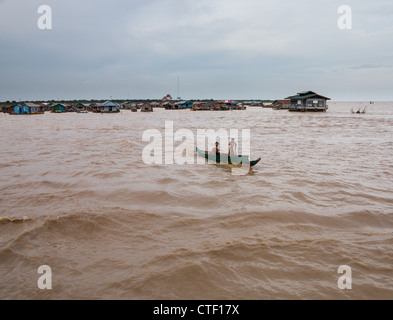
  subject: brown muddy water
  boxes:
[0,102,392,299]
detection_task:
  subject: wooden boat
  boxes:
[196,147,261,167]
[351,106,367,114]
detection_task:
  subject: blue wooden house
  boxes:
[91,101,120,113]
[8,103,43,114]
[14,105,29,114]
[174,101,192,109]
[51,103,67,113]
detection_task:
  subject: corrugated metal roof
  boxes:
[25,102,40,107]
[285,91,330,100]
[274,100,291,104]
[101,101,118,107]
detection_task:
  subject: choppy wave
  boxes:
[1,103,393,299]
[1,207,392,299]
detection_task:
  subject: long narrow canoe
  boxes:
[196,147,261,167]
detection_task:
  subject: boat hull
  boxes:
[196,147,261,167]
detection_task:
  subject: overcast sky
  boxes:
[0,0,392,101]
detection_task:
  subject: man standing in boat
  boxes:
[210,142,220,156]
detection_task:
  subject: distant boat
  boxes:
[230,104,247,110]
[196,147,261,167]
[351,106,367,114]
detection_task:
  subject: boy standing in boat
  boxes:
[229,138,237,157]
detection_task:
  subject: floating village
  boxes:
[1,91,331,115]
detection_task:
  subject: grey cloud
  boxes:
[0,0,393,101]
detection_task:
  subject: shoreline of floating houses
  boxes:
[0,91,330,115]
[1,99,253,114]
